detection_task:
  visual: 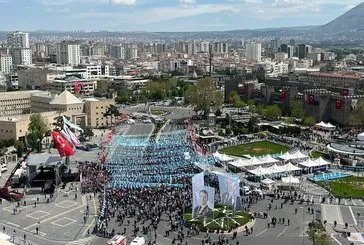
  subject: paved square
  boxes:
[26,210,51,220]
[55,200,78,209]
[51,217,77,227]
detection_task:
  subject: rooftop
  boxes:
[50,90,83,105]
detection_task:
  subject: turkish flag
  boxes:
[73,82,83,94]
[343,89,349,96]
[280,90,287,101]
[240,86,247,94]
[336,99,342,109]
[51,131,75,157]
[308,95,315,105]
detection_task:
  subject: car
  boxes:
[142,119,152,123]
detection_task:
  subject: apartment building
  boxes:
[0,90,43,117]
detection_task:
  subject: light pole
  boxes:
[300,206,304,245]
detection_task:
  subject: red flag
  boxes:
[308,95,315,105]
[336,99,342,109]
[343,89,349,97]
[51,131,75,157]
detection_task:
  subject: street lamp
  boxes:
[300,206,304,245]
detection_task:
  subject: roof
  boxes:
[50,90,83,105]
[27,153,62,167]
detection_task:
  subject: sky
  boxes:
[0,0,362,32]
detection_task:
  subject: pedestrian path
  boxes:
[66,237,95,245]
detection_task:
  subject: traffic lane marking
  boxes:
[276,226,288,238]
[255,229,267,237]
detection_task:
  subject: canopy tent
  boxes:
[315,121,336,130]
[278,150,308,161]
[261,178,275,185]
[298,157,331,168]
[281,175,300,184]
[358,132,364,141]
[229,154,280,169]
[213,152,234,162]
[247,162,302,177]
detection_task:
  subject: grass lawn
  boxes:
[184,204,250,231]
[319,176,364,198]
[311,151,326,159]
[220,140,289,157]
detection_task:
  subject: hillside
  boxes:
[315,2,364,36]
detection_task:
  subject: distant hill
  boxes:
[315,2,364,37]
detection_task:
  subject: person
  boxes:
[193,190,213,218]
[221,179,235,206]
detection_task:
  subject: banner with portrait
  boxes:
[218,175,240,210]
[192,186,215,218]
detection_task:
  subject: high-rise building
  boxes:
[126,46,138,60]
[287,45,294,58]
[246,43,262,62]
[280,44,288,53]
[0,53,12,74]
[298,44,307,59]
[12,48,32,65]
[7,31,29,49]
[110,45,125,59]
[56,42,81,66]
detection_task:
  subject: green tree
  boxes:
[304,116,316,126]
[79,126,94,142]
[28,114,48,153]
[263,105,282,120]
[14,140,24,158]
[307,222,331,245]
[186,77,222,116]
[104,104,121,126]
[290,100,304,119]
[96,80,109,93]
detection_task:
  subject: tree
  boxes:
[104,105,121,126]
[290,100,304,119]
[79,126,94,142]
[28,114,48,153]
[14,140,24,158]
[263,105,282,120]
[304,116,316,126]
[307,222,331,245]
[185,77,222,116]
[96,80,109,93]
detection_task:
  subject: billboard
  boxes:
[218,175,240,209]
[192,186,215,218]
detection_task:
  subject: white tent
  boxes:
[315,121,336,130]
[358,132,364,141]
[248,163,301,176]
[261,178,275,185]
[299,157,331,168]
[278,151,308,161]
[213,152,234,162]
[281,175,300,184]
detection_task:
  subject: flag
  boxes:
[343,89,349,97]
[52,131,75,157]
[62,124,81,146]
[336,99,342,110]
[63,116,84,132]
[308,95,315,105]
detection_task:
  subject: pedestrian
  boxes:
[36,227,39,234]
[287,219,290,226]
[250,227,253,234]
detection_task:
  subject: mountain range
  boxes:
[1,3,364,44]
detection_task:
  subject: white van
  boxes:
[1,164,7,172]
[130,236,145,245]
[142,119,152,124]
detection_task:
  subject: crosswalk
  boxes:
[300,194,364,207]
[66,237,95,245]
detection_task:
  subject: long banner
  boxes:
[218,174,240,211]
[192,185,215,218]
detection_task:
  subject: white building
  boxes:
[56,42,81,66]
[274,52,288,62]
[7,31,29,48]
[110,45,125,59]
[126,46,138,60]
[12,48,32,65]
[0,53,12,74]
[246,43,261,62]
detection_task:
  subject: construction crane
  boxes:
[0,131,51,202]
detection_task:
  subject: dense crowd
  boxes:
[79,161,109,193]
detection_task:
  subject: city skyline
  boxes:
[0,0,362,32]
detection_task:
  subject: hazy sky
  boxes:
[0,0,361,32]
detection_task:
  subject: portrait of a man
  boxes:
[221,178,235,206]
[193,189,213,218]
